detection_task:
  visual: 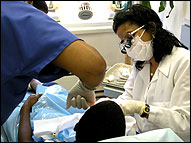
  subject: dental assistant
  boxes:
[110,4,189,141]
[1,1,106,125]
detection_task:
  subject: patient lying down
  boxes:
[18,79,126,142]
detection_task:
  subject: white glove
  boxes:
[66,80,96,110]
[119,100,145,116]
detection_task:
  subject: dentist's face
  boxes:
[117,22,153,43]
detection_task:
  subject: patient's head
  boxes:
[74,100,126,142]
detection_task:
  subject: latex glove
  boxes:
[66,80,96,110]
[119,100,145,116]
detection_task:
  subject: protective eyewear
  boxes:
[119,25,145,54]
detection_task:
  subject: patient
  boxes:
[4,79,182,142]
[74,100,126,142]
[18,79,126,142]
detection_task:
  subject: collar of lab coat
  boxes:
[138,51,172,85]
[139,63,150,85]
[150,55,171,84]
[158,55,171,78]
[157,46,176,78]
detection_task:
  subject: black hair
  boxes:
[113,4,188,71]
[74,101,126,142]
[33,1,48,14]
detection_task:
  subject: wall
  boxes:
[54,30,126,90]
[48,1,190,40]
[48,1,190,67]
[54,29,125,90]
[75,32,125,68]
[46,1,112,24]
[53,1,190,90]
[150,1,190,40]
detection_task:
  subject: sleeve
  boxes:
[1,2,82,125]
[148,53,190,142]
[116,63,137,102]
[2,1,82,82]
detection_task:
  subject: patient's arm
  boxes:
[18,93,43,142]
[18,104,33,142]
[29,79,43,92]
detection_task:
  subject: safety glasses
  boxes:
[119,25,145,54]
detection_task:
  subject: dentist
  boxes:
[102,4,189,142]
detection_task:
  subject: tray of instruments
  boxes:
[102,63,133,89]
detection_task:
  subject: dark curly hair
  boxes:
[33,1,48,14]
[113,4,188,70]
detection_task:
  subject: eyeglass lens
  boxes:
[119,25,145,54]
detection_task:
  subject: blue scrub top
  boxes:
[1,1,81,125]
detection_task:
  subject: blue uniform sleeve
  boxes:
[1,1,82,125]
[2,1,81,81]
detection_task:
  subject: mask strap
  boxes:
[139,29,145,39]
[131,25,145,35]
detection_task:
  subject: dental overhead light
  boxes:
[78,2,93,20]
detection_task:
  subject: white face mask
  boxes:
[127,29,153,61]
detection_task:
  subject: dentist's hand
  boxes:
[119,100,145,116]
[66,80,96,110]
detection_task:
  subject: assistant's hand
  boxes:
[66,80,96,110]
[119,100,145,116]
[22,93,43,110]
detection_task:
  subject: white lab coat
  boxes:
[116,46,190,142]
